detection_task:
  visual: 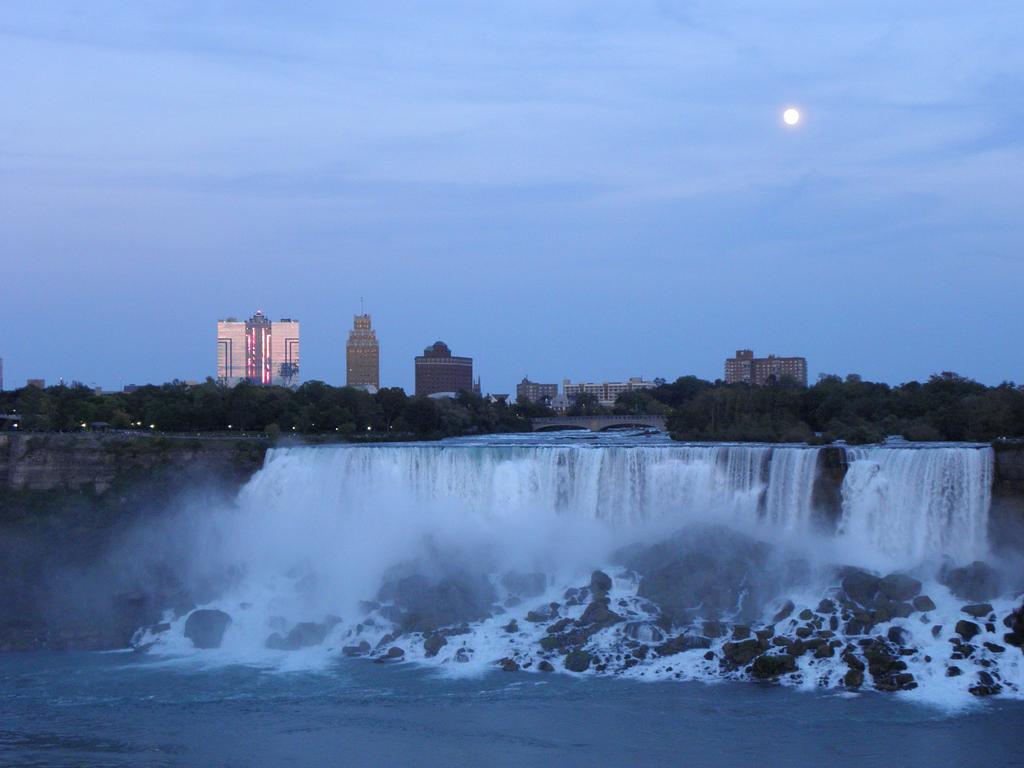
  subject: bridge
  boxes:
[530,414,667,432]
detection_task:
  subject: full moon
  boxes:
[783,107,801,126]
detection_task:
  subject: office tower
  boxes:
[217,311,300,387]
[346,313,380,391]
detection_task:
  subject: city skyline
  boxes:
[3,3,1023,392]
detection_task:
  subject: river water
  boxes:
[2,652,1022,767]
[2,432,1023,766]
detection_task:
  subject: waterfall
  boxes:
[140,437,1013,703]
[247,443,806,531]
[837,445,993,566]
[242,441,993,565]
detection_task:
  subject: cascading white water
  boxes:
[837,445,993,567]
[143,437,1018,704]
[247,443,799,530]
[236,441,993,565]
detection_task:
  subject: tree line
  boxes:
[2,371,1021,444]
[0,380,537,439]
[645,372,1023,443]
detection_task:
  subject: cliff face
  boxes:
[992,441,1024,552]
[0,433,268,497]
[0,433,270,651]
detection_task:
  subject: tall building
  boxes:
[414,341,473,396]
[217,311,300,387]
[724,349,807,387]
[516,377,557,404]
[346,313,380,391]
[562,377,657,409]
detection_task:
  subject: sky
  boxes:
[1,1,1022,393]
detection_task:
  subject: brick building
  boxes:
[724,349,807,386]
[414,341,474,396]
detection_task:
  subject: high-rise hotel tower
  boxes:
[346,313,380,391]
[217,311,300,387]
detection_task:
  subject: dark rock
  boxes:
[378,605,404,623]
[184,609,232,649]
[842,652,865,671]
[941,561,1001,601]
[623,622,664,643]
[755,626,775,641]
[702,620,726,638]
[912,595,936,612]
[547,618,574,635]
[538,660,555,672]
[285,621,330,649]
[795,626,812,639]
[590,570,612,594]
[969,671,1002,696]
[751,653,796,678]
[962,603,994,619]
[945,665,962,677]
[655,634,711,656]
[731,625,751,640]
[814,643,835,659]
[454,648,471,663]
[841,570,881,606]
[703,651,716,661]
[931,625,943,638]
[722,639,760,667]
[501,572,547,598]
[423,634,447,657]
[1004,603,1024,636]
[499,657,519,672]
[526,604,558,623]
[887,602,916,620]
[879,573,922,602]
[564,650,592,672]
[342,640,371,656]
[1005,632,1024,647]
[375,645,406,663]
[876,672,917,692]
[579,600,622,626]
[629,526,777,623]
[955,620,981,641]
[843,668,864,688]
[772,600,795,623]
[983,642,1005,654]
[816,599,835,614]
[886,626,908,646]
[798,609,814,621]
[380,572,496,633]
[503,619,519,633]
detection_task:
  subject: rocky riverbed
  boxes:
[134,524,1024,702]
